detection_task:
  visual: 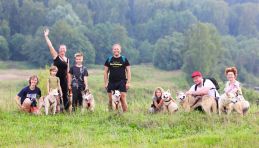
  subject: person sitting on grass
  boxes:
[47,65,63,113]
[15,75,43,115]
[149,87,164,113]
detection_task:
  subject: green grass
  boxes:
[0,65,259,147]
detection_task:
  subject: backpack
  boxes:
[107,55,126,64]
[71,66,86,88]
[195,77,220,91]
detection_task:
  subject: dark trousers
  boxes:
[72,86,84,110]
[60,78,69,110]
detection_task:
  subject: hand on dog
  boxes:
[68,86,72,91]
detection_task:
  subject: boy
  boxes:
[68,52,89,111]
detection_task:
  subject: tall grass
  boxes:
[0,65,258,147]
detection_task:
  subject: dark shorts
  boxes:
[107,80,127,93]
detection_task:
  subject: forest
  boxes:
[0,0,259,85]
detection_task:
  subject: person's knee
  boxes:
[22,99,32,112]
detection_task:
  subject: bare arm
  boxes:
[47,79,50,94]
[68,73,72,90]
[84,76,88,89]
[126,66,131,89]
[154,99,163,108]
[189,87,210,96]
[15,96,22,109]
[104,66,109,89]
[67,58,70,76]
[44,28,58,59]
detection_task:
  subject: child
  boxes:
[15,75,42,115]
[149,87,164,113]
[68,52,89,111]
[47,65,63,113]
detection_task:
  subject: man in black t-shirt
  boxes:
[104,44,131,112]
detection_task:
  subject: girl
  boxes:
[149,87,164,113]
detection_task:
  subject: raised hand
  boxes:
[44,28,49,37]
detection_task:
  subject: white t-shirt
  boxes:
[189,79,219,98]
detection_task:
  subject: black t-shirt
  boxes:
[104,56,130,82]
[69,65,88,88]
[53,56,68,81]
[17,86,41,105]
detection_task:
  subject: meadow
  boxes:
[0,64,259,147]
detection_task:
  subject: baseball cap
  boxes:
[191,71,202,78]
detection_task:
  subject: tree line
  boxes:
[0,0,259,85]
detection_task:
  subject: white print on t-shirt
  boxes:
[26,93,37,100]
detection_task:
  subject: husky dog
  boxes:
[44,89,59,115]
[81,89,95,112]
[161,90,178,113]
[219,93,249,116]
[176,91,217,115]
[111,90,122,112]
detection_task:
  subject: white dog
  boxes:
[81,89,95,112]
[219,93,250,116]
[112,90,122,112]
[162,90,178,113]
[44,89,59,115]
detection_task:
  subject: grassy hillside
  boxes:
[0,65,259,147]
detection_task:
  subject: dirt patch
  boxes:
[0,69,38,81]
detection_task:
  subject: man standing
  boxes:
[104,44,131,112]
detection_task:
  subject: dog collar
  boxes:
[164,98,172,102]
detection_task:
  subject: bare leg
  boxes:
[108,93,112,111]
[21,98,32,113]
[120,92,128,112]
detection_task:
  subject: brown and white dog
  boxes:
[176,91,217,115]
[161,90,178,113]
[219,93,250,116]
[44,89,59,115]
[111,90,122,112]
[81,89,95,112]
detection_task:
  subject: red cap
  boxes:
[191,71,202,78]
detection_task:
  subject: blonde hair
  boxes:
[74,52,84,58]
[49,65,58,72]
[225,67,238,77]
[153,87,164,98]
